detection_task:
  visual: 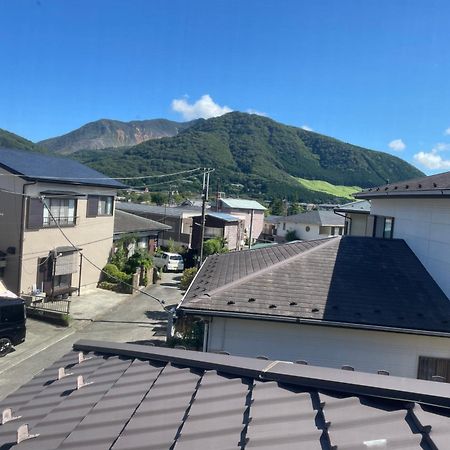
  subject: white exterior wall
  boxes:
[371,198,450,298]
[207,317,450,378]
[347,213,370,236]
[276,221,322,240]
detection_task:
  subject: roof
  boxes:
[0,148,124,188]
[116,201,201,218]
[206,211,241,222]
[334,200,371,214]
[355,171,450,199]
[264,214,283,224]
[179,236,450,335]
[220,198,266,210]
[282,210,345,226]
[0,339,448,449]
[114,210,171,235]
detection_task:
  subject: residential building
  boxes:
[191,212,244,251]
[0,148,124,297]
[1,339,448,449]
[275,210,345,241]
[113,210,171,255]
[116,202,201,248]
[217,198,266,244]
[260,214,282,242]
[355,171,450,298]
[334,200,371,236]
[178,236,450,379]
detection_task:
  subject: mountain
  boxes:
[0,128,47,153]
[74,112,423,202]
[38,118,198,154]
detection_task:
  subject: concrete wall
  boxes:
[206,316,450,378]
[19,182,116,295]
[223,223,240,250]
[371,198,450,298]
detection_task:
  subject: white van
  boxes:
[153,252,184,272]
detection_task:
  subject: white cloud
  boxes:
[444,127,450,136]
[388,139,406,151]
[301,125,313,131]
[171,94,232,120]
[413,143,450,170]
[246,109,267,116]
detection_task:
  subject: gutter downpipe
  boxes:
[333,210,349,235]
[18,180,37,295]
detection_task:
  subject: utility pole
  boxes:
[248,209,254,249]
[199,168,210,266]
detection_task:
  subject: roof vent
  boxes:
[311,307,320,313]
[175,345,187,350]
[384,187,388,191]
[227,300,235,305]
[58,367,73,380]
[269,304,277,309]
[2,408,21,425]
[217,350,230,355]
[377,370,390,375]
[295,360,308,365]
[257,355,269,360]
[17,424,40,444]
[405,185,409,189]
[248,298,256,302]
[433,183,437,188]
[341,365,354,371]
[78,352,92,364]
[76,375,93,390]
[289,301,297,306]
[394,186,398,190]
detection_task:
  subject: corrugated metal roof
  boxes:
[1,340,448,449]
[0,148,124,188]
[206,211,241,222]
[114,210,171,235]
[179,236,450,335]
[220,198,266,211]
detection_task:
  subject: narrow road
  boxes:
[0,273,183,401]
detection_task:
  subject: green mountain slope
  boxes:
[0,128,47,153]
[74,112,423,202]
[39,118,198,154]
[295,178,361,200]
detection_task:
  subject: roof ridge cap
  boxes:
[200,237,340,300]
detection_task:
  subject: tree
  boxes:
[270,198,285,215]
[203,237,228,257]
[151,192,169,205]
[288,202,303,215]
[285,230,298,242]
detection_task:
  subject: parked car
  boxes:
[0,298,26,356]
[153,252,185,272]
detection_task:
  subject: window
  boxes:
[373,216,395,239]
[43,198,76,227]
[87,195,114,217]
[305,226,310,232]
[417,356,450,382]
[282,222,286,230]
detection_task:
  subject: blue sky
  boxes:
[1,0,450,173]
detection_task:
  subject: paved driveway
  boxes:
[0,273,183,401]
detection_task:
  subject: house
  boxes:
[260,214,282,242]
[0,148,124,297]
[178,236,450,379]
[274,210,345,242]
[334,199,371,236]
[191,212,244,251]
[0,339,448,449]
[113,210,171,255]
[116,202,201,248]
[217,198,266,244]
[355,171,450,298]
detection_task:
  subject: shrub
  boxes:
[102,263,133,284]
[203,237,228,257]
[180,267,198,290]
[124,249,152,274]
[110,247,128,271]
[285,230,298,242]
[98,281,118,291]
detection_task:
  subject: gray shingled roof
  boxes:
[282,210,345,226]
[355,171,450,198]
[0,148,124,188]
[114,210,171,235]
[179,236,450,335]
[0,340,448,449]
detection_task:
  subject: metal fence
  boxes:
[25,296,71,315]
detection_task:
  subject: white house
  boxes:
[274,210,345,242]
[178,236,450,380]
[355,171,450,299]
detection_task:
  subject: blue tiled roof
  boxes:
[0,148,125,188]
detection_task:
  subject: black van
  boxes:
[0,298,26,356]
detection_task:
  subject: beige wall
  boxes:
[207,316,450,378]
[346,213,370,236]
[221,208,264,242]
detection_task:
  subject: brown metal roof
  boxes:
[179,236,450,335]
[0,340,448,449]
[355,171,450,199]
